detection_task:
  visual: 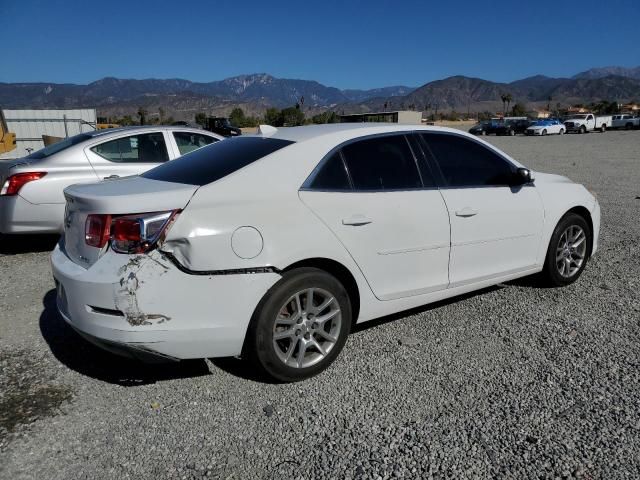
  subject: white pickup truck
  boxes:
[563,113,613,133]
[611,114,640,130]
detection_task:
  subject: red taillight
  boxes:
[112,217,142,243]
[85,214,111,248]
[83,210,178,253]
[1,172,47,196]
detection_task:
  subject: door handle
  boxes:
[342,214,373,226]
[455,207,478,217]
[103,175,120,180]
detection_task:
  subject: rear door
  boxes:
[419,132,544,287]
[300,133,451,301]
[84,131,172,180]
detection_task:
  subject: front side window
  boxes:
[91,132,169,163]
[173,132,218,155]
[421,133,515,187]
[340,135,422,191]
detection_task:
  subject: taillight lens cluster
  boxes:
[85,210,178,253]
[1,172,47,196]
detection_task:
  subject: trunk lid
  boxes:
[62,176,198,268]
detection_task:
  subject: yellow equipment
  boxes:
[0,109,16,154]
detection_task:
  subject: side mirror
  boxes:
[513,168,533,185]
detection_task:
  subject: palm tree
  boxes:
[500,94,508,116]
[137,107,148,125]
[504,93,513,116]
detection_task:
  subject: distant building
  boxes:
[338,110,422,124]
[619,103,640,113]
[528,109,551,119]
[0,109,97,159]
[566,106,590,114]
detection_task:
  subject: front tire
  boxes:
[540,213,591,287]
[559,128,565,135]
[542,129,547,136]
[579,125,586,134]
[245,267,352,382]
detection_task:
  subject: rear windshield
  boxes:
[142,136,294,185]
[26,133,92,159]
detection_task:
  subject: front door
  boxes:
[419,132,544,287]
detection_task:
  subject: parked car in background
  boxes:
[611,114,640,130]
[52,123,600,382]
[563,114,612,133]
[0,126,222,234]
[525,119,566,136]
[206,117,242,137]
[469,121,491,136]
[469,118,529,136]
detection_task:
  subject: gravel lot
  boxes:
[1,130,639,479]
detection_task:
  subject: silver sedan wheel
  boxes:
[272,288,342,368]
[556,225,587,278]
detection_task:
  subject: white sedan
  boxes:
[51,124,600,382]
[525,119,566,136]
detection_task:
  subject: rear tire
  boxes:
[244,267,352,382]
[540,213,591,287]
[600,124,606,132]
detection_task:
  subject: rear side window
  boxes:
[420,133,515,187]
[92,133,169,163]
[143,136,294,186]
[309,153,351,190]
[340,135,422,190]
[173,132,218,155]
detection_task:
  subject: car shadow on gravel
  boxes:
[0,234,59,255]
[39,289,211,386]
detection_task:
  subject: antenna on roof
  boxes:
[257,124,278,137]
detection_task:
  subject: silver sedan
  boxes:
[0,126,222,234]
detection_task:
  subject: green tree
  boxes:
[511,102,528,117]
[195,112,208,128]
[263,108,281,126]
[279,106,305,126]
[229,108,246,127]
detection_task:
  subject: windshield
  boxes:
[143,136,294,186]
[25,133,92,159]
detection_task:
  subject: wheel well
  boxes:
[566,206,594,257]
[283,258,360,323]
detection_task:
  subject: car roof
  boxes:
[258,122,475,143]
[85,125,214,138]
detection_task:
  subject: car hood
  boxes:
[532,172,573,184]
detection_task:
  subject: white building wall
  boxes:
[0,109,97,159]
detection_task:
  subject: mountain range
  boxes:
[1,66,639,121]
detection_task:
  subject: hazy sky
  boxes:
[2,0,639,89]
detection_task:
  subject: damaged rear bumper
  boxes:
[50,243,281,361]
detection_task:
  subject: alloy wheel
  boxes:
[272,288,342,368]
[555,225,587,278]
